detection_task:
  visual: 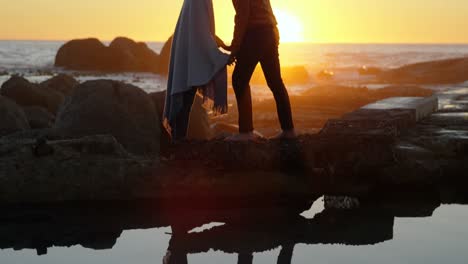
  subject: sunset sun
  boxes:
[274,10,304,43]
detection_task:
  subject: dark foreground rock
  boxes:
[55,37,161,73]
[55,80,161,155]
[0,86,467,206]
[0,96,30,136]
[379,57,468,84]
[40,73,79,96]
[0,75,65,114]
[0,135,158,204]
[23,106,55,129]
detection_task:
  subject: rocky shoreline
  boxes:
[1,38,468,207]
[0,70,467,206]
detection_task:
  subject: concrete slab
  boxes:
[363,96,439,121]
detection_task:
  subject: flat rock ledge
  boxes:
[0,95,467,206]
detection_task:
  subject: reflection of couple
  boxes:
[164,0,295,142]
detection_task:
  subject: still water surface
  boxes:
[1,198,467,264]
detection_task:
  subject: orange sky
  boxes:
[1,0,468,43]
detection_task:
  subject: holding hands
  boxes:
[216,35,236,65]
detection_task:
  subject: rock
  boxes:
[23,106,55,129]
[158,36,173,75]
[0,75,65,114]
[148,90,166,117]
[0,135,157,204]
[55,80,161,155]
[55,38,110,71]
[55,37,161,73]
[0,95,30,136]
[149,90,212,141]
[217,84,434,137]
[109,37,160,73]
[358,66,382,76]
[379,57,468,84]
[40,74,79,96]
[148,91,171,154]
[316,70,334,80]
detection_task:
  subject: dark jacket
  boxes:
[231,0,278,55]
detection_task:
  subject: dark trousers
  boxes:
[232,26,294,133]
[172,88,196,141]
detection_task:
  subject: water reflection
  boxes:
[1,189,458,264]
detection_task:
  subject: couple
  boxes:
[164,0,295,141]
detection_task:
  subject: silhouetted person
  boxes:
[238,252,254,264]
[164,225,189,264]
[228,0,295,141]
[164,0,230,141]
[277,244,295,264]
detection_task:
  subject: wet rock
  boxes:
[23,106,55,129]
[40,74,79,96]
[32,138,55,157]
[0,135,157,204]
[221,85,433,137]
[379,57,468,84]
[55,37,161,73]
[0,95,30,136]
[0,75,65,114]
[55,80,161,155]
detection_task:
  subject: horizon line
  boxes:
[1,38,468,45]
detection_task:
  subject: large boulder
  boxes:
[109,37,160,72]
[55,38,110,71]
[379,57,468,84]
[23,106,55,129]
[40,74,79,96]
[55,80,161,155]
[0,96,30,136]
[0,75,65,114]
[55,37,160,73]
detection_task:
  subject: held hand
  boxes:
[215,36,231,51]
[228,54,236,66]
[221,44,232,51]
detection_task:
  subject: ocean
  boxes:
[2,40,468,94]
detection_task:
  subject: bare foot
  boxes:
[225,132,264,142]
[270,130,297,140]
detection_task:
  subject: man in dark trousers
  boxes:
[228,0,296,141]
